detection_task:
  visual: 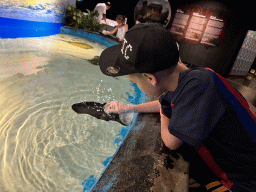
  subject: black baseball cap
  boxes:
[99,23,179,77]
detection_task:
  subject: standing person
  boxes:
[102,15,128,41]
[99,23,256,192]
[94,2,111,24]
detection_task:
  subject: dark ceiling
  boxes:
[80,0,255,31]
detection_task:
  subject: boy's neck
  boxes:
[167,62,189,92]
[177,62,189,72]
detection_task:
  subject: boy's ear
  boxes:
[143,73,158,86]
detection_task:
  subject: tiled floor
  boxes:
[226,75,256,107]
[249,77,256,90]
[227,72,256,91]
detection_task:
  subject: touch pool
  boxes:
[0,34,143,191]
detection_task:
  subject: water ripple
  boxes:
[0,41,136,191]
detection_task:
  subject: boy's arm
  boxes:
[105,100,183,149]
[160,111,183,150]
[104,100,161,114]
[134,101,184,150]
[131,100,161,113]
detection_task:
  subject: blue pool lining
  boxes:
[60,26,119,47]
[0,17,63,38]
[85,83,146,191]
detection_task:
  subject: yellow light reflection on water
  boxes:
[16,0,51,5]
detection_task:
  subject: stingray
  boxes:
[72,101,128,126]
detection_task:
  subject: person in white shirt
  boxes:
[94,2,111,24]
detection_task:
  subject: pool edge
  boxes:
[60,26,119,48]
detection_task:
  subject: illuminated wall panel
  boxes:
[170,5,225,48]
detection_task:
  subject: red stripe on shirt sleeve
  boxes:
[160,109,170,120]
[171,102,174,109]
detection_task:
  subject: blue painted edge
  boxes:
[0,17,62,38]
[85,85,146,192]
[60,26,119,47]
[61,26,147,192]
[82,85,146,191]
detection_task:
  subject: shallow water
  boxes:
[0,34,137,191]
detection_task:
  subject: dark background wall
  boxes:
[75,0,138,27]
[170,0,256,77]
[76,0,255,77]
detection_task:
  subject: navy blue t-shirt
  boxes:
[159,64,256,190]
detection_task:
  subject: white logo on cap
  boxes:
[121,38,132,60]
[106,66,120,75]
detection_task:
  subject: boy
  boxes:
[99,23,256,191]
[94,2,111,24]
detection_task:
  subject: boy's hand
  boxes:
[104,100,133,114]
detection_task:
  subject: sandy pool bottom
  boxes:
[0,34,137,191]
